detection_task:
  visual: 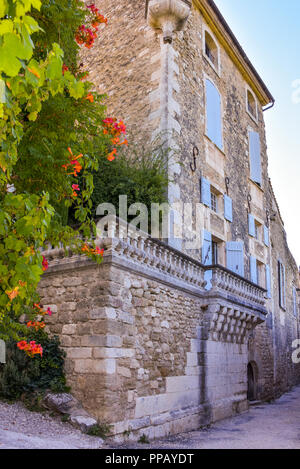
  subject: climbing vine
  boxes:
[0,0,126,346]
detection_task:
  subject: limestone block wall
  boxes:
[38,231,271,440]
[80,0,162,141]
[39,255,210,439]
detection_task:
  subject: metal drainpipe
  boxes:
[263,100,275,112]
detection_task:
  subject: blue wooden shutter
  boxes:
[248,214,256,237]
[249,131,262,185]
[206,79,222,150]
[201,177,211,208]
[226,242,244,277]
[293,287,298,317]
[169,210,182,251]
[264,225,270,247]
[202,230,212,290]
[250,256,258,284]
[224,194,233,222]
[278,261,286,308]
[202,230,212,265]
[265,264,271,299]
[282,264,286,308]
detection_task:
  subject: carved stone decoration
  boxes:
[147,0,192,43]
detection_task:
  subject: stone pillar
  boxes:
[147,0,192,250]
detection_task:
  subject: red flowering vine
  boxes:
[27,321,46,331]
[81,243,104,260]
[75,4,107,49]
[17,340,43,358]
[42,256,49,272]
[62,147,83,177]
[103,118,128,161]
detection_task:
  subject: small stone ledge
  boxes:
[42,393,103,439]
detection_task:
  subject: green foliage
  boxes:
[138,433,150,444]
[0,0,111,339]
[0,330,68,401]
[86,422,112,438]
[89,137,171,225]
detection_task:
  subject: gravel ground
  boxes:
[1,385,300,449]
[0,401,103,449]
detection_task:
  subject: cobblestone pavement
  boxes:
[105,385,300,450]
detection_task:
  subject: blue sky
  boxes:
[214,0,300,266]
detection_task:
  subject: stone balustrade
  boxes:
[42,217,267,316]
[208,265,267,309]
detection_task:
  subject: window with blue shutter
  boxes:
[264,225,270,247]
[293,287,298,317]
[201,177,211,208]
[206,79,223,150]
[202,230,212,266]
[250,256,258,284]
[202,230,212,290]
[265,264,271,299]
[248,214,256,237]
[169,210,182,251]
[278,261,286,309]
[226,242,244,277]
[249,131,262,185]
[224,194,233,222]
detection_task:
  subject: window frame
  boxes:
[246,87,258,123]
[210,191,218,213]
[278,260,286,310]
[203,28,220,75]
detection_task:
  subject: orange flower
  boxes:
[107,148,117,161]
[85,93,94,103]
[27,67,40,79]
[27,321,46,331]
[81,243,90,253]
[6,287,19,301]
[62,148,83,176]
[19,280,27,287]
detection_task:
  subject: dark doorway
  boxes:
[247,362,256,401]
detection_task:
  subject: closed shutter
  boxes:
[206,79,223,150]
[250,256,258,284]
[202,230,212,290]
[248,214,256,237]
[264,225,270,247]
[249,131,262,185]
[265,264,271,299]
[293,287,298,317]
[226,241,244,277]
[224,194,233,222]
[278,261,286,309]
[201,177,211,208]
[169,210,182,251]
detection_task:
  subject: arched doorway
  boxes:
[247,362,257,401]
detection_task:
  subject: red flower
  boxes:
[42,256,49,272]
[62,64,69,75]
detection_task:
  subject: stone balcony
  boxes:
[42,217,268,335]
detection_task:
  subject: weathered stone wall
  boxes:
[40,0,300,439]
[171,6,271,266]
[80,0,161,141]
[38,231,269,440]
[78,0,300,408]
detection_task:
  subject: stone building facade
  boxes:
[39,0,300,440]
